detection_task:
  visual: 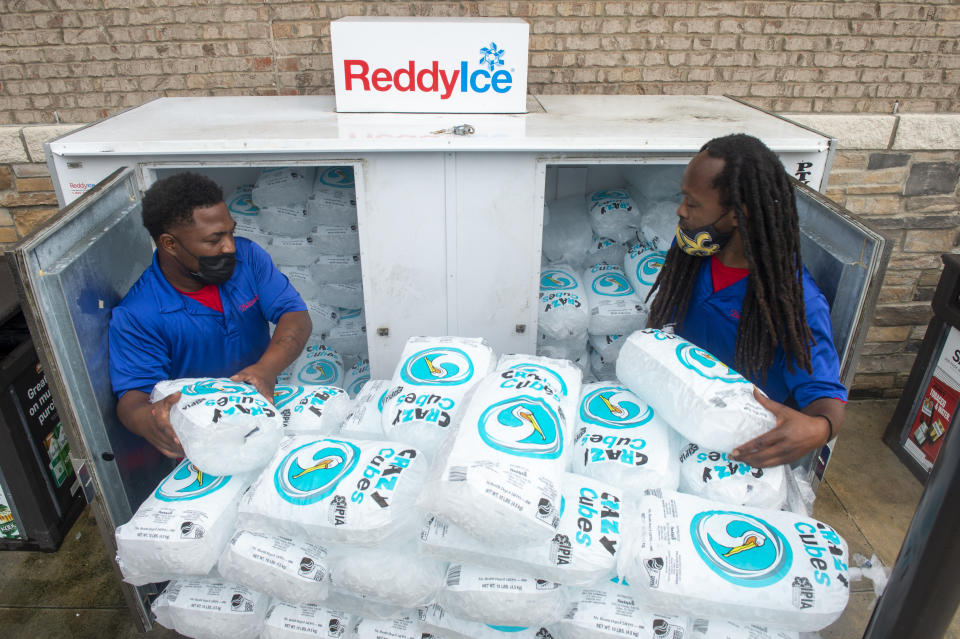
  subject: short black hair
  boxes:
[141,172,224,240]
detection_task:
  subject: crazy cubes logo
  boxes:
[342,41,515,100]
[318,167,354,189]
[591,271,635,297]
[540,269,578,291]
[690,511,793,588]
[274,439,360,505]
[347,374,371,397]
[635,251,667,287]
[227,187,259,218]
[181,379,257,397]
[478,396,562,459]
[154,459,230,502]
[400,347,474,386]
[580,386,654,429]
[273,384,306,410]
[297,350,341,386]
[676,343,746,384]
[505,362,570,397]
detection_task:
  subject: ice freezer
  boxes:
[8,95,887,629]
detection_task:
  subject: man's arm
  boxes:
[231,310,312,400]
[731,391,845,468]
[116,390,184,458]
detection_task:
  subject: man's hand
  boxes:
[231,364,276,403]
[117,390,184,458]
[729,388,839,468]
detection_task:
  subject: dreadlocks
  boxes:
[646,133,813,381]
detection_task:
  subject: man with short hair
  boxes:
[109,172,311,457]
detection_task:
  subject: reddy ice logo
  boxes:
[318,167,354,189]
[343,41,515,100]
[274,439,360,505]
[592,271,634,297]
[540,269,577,291]
[478,396,562,459]
[154,460,230,502]
[580,386,654,429]
[400,347,474,386]
[181,379,258,397]
[635,251,666,286]
[676,343,746,384]
[690,511,793,588]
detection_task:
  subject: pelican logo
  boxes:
[228,189,258,217]
[540,269,577,291]
[676,343,746,384]
[580,386,654,429]
[318,167,354,188]
[347,374,371,396]
[181,379,256,397]
[690,511,793,587]
[274,439,360,505]
[400,347,474,386]
[274,384,305,409]
[636,251,667,286]
[297,359,340,386]
[478,396,562,459]
[154,460,230,502]
[591,271,634,297]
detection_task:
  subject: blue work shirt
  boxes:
[676,258,847,409]
[109,236,307,398]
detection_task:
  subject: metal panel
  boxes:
[453,153,539,354]
[10,167,165,629]
[360,152,448,377]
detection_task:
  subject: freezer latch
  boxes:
[431,124,475,136]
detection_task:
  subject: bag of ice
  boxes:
[418,354,581,545]
[151,577,269,639]
[438,564,568,628]
[557,579,688,639]
[615,329,776,452]
[623,238,667,310]
[542,195,594,268]
[217,529,329,603]
[617,490,849,632]
[587,190,640,244]
[115,460,253,585]
[344,359,371,398]
[288,344,345,388]
[169,378,284,475]
[262,603,351,639]
[253,166,316,209]
[339,379,390,439]
[381,336,496,460]
[677,440,786,510]
[328,540,448,610]
[283,385,352,435]
[686,616,799,639]
[539,265,590,341]
[237,435,426,546]
[418,603,558,639]
[582,265,646,336]
[307,167,358,226]
[573,383,679,494]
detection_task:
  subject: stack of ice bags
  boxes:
[152,577,270,639]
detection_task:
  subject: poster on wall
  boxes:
[903,326,960,472]
[0,485,21,540]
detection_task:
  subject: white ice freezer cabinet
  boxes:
[9,95,887,629]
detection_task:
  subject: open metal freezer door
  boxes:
[9,167,171,630]
[795,181,891,486]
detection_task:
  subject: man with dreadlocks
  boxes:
[646,133,846,468]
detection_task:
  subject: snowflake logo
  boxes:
[479,42,505,71]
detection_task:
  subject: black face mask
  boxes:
[169,235,236,286]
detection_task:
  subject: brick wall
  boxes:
[2,1,960,124]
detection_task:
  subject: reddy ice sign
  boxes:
[331,17,529,113]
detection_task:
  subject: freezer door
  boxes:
[796,182,890,388]
[9,167,166,629]
[795,181,890,484]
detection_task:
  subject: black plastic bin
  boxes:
[863,253,960,638]
[0,261,85,551]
